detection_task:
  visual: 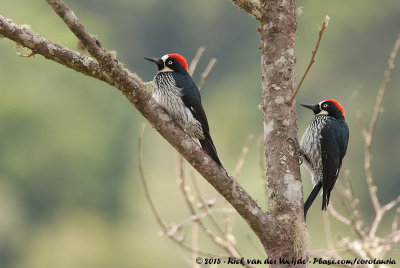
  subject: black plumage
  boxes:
[300,100,349,219]
[145,54,221,166]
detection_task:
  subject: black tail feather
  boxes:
[304,181,322,220]
[322,190,331,211]
[200,132,222,166]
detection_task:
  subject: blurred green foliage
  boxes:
[0,0,399,267]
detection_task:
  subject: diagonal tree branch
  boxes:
[0,0,274,246]
[287,16,329,105]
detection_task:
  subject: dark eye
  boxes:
[322,103,328,108]
[167,60,173,65]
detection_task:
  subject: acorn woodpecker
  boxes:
[145,53,222,166]
[300,99,349,219]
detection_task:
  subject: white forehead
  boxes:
[161,55,169,62]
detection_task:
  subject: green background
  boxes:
[0,0,399,267]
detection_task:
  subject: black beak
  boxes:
[300,103,320,114]
[144,57,164,70]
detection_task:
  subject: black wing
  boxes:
[174,73,221,166]
[174,73,210,133]
[320,118,349,210]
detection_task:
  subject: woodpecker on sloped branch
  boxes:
[300,99,349,220]
[145,53,222,166]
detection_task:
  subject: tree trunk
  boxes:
[259,0,307,265]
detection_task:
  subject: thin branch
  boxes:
[334,187,365,240]
[173,208,236,232]
[232,134,254,179]
[191,173,226,237]
[370,194,400,238]
[392,208,400,233]
[328,204,351,226]
[364,33,400,238]
[257,136,268,204]
[226,134,254,242]
[342,168,364,231]
[287,16,329,105]
[368,33,400,140]
[198,58,217,90]
[189,46,205,76]
[382,195,400,212]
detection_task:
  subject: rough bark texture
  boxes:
[259,0,307,264]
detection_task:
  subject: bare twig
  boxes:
[191,173,226,237]
[364,33,400,238]
[232,134,254,179]
[173,208,236,232]
[334,187,365,240]
[198,58,217,90]
[189,47,205,76]
[368,33,400,141]
[257,136,268,204]
[342,168,364,230]
[226,135,254,241]
[392,208,400,233]
[382,195,400,212]
[328,204,351,226]
[287,16,330,105]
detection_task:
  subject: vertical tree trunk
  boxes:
[259,0,307,265]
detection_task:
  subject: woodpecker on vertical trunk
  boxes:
[145,53,222,166]
[300,99,349,219]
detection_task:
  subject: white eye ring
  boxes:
[167,60,173,65]
[322,103,328,108]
